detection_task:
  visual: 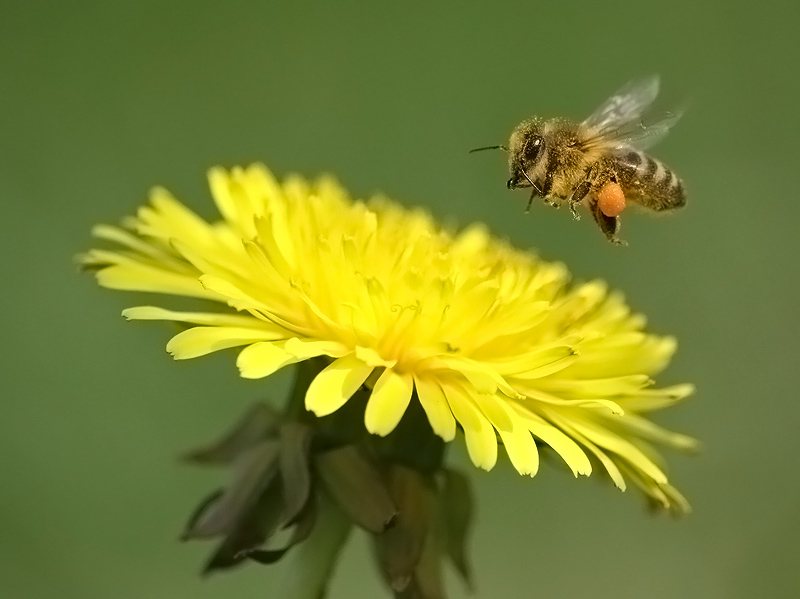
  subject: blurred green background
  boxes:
[2,1,798,597]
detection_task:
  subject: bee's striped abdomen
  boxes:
[614,150,685,211]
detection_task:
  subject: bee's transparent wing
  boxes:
[606,109,683,150]
[582,76,661,135]
[581,76,682,151]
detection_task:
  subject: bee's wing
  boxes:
[582,76,661,135]
[580,76,682,152]
[605,109,683,151]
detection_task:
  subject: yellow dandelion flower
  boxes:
[83,164,696,512]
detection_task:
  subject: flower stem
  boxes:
[278,494,352,599]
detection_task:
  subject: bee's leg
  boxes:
[540,164,561,210]
[568,179,592,220]
[527,189,551,212]
[589,196,626,245]
[568,162,605,220]
[529,192,556,211]
[541,164,555,195]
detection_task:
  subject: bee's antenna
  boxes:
[469,145,508,153]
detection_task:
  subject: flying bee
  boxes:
[472,76,686,244]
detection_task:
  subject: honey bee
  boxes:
[473,76,686,244]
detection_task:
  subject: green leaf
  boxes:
[441,469,474,589]
[183,403,279,465]
[279,422,313,525]
[314,445,396,533]
[186,440,280,539]
[410,508,445,599]
[180,488,224,542]
[202,476,287,574]
[243,495,318,565]
[374,466,431,593]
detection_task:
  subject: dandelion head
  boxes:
[83,164,696,513]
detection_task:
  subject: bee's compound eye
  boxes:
[507,178,515,189]
[526,136,544,162]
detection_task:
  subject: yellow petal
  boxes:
[208,167,252,235]
[91,224,174,261]
[122,306,275,329]
[561,421,627,490]
[471,392,514,432]
[237,342,296,379]
[199,274,264,310]
[284,338,349,360]
[499,424,539,477]
[364,369,413,436]
[463,417,498,471]
[534,374,652,398]
[564,335,677,378]
[544,410,628,489]
[146,187,215,243]
[488,344,577,377]
[607,412,698,452]
[414,377,456,441]
[238,339,349,379]
[355,346,397,368]
[166,327,279,360]
[512,406,591,477]
[583,442,626,490]
[517,388,625,415]
[431,355,520,399]
[614,383,695,412]
[560,415,668,485]
[305,354,373,417]
[96,263,214,300]
[443,382,497,471]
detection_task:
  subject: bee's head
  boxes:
[507,118,545,189]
